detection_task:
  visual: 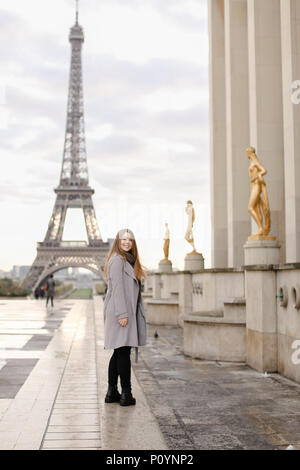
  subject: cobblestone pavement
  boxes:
[132,324,300,450]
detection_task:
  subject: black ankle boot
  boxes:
[120,391,136,406]
[105,386,121,403]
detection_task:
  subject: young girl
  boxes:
[103,228,147,406]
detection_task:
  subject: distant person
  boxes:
[40,287,45,299]
[46,274,55,307]
[34,287,40,300]
[103,228,147,407]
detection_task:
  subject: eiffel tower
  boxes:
[23,5,110,290]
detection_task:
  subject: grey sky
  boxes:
[0,0,210,272]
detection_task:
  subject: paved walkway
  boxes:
[0,298,166,450]
[0,297,300,450]
[133,325,300,450]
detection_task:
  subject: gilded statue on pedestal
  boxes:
[163,222,170,260]
[247,147,276,241]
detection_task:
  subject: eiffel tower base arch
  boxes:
[22,243,110,290]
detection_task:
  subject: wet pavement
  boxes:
[0,298,166,450]
[0,299,68,399]
[133,324,300,450]
[0,297,300,450]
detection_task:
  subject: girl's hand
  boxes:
[119,317,128,327]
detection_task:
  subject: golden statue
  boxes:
[163,222,170,260]
[247,147,276,241]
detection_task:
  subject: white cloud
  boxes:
[87,123,113,141]
[140,88,208,113]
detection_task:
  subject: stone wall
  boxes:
[144,265,300,384]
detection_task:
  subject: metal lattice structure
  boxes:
[22,8,110,290]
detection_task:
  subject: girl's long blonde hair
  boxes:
[103,228,147,282]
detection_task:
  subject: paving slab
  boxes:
[93,295,168,451]
[131,323,300,450]
[40,300,101,450]
[3,295,299,450]
[0,399,11,420]
[0,299,83,449]
[47,425,100,433]
[52,409,99,415]
[44,432,100,440]
[46,447,101,450]
[42,439,101,449]
[48,414,99,426]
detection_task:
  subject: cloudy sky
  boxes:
[0,0,210,272]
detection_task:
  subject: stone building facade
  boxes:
[143,0,300,385]
[210,0,300,268]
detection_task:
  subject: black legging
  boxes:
[108,346,132,393]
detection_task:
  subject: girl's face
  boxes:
[120,232,133,252]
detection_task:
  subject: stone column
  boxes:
[244,240,281,265]
[209,0,228,268]
[281,0,300,263]
[247,0,285,260]
[245,267,278,372]
[158,259,172,273]
[153,273,161,299]
[184,252,204,271]
[224,0,250,267]
[178,272,193,328]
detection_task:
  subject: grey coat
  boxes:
[47,278,55,296]
[103,253,147,350]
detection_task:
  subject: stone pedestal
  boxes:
[178,272,193,329]
[158,259,172,273]
[145,299,179,326]
[153,273,161,299]
[245,268,278,373]
[184,252,204,271]
[224,0,250,268]
[244,240,281,265]
[183,315,246,363]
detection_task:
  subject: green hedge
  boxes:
[0,278,30,297]
[54,282,74,297]
[95,282,107,295]
[67,288,93,299]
